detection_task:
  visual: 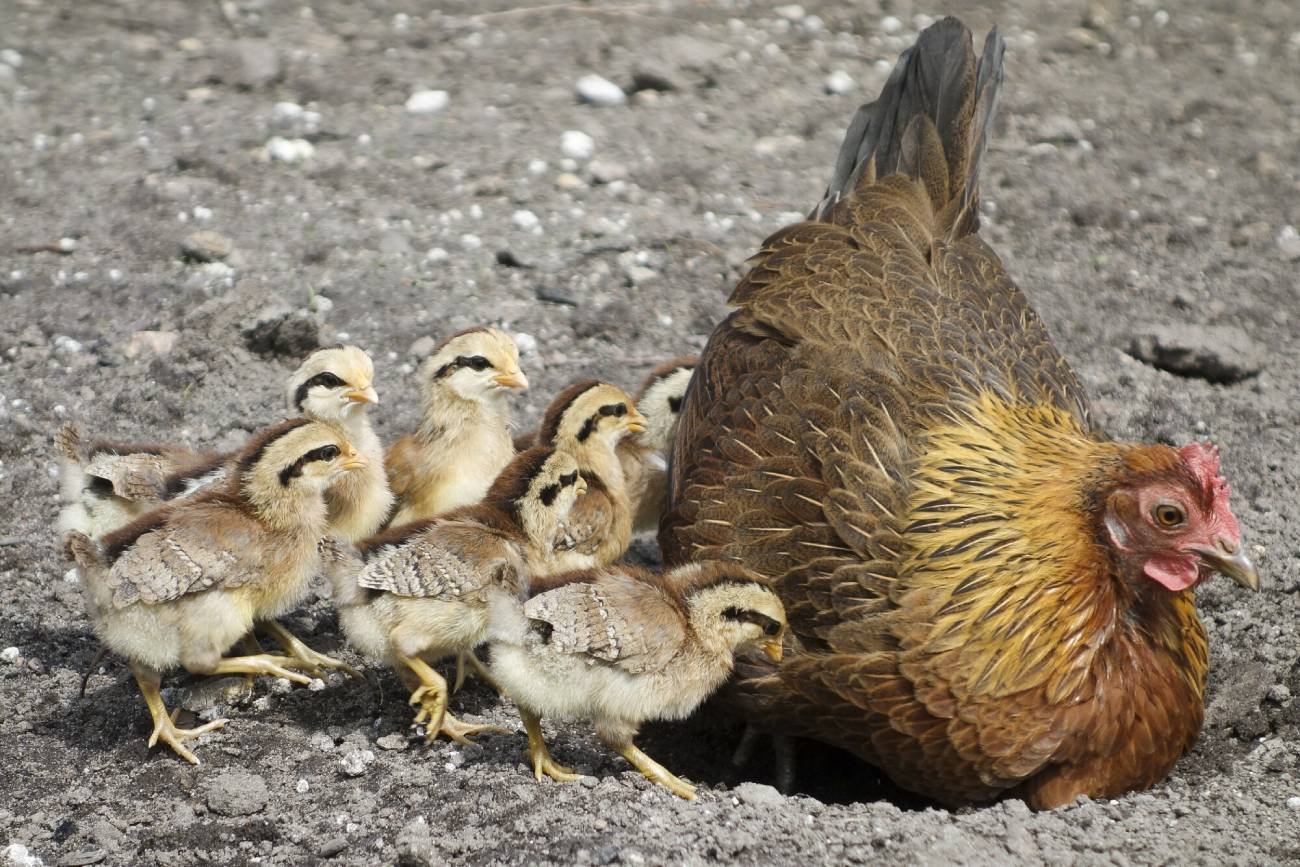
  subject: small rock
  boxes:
[513,332,538,356]
[1127,324,1265,384]
[511,210,541,232]
[408,335,437,359]
[460,233,482,250]
[561,130,595,160]
[555,172,585,191]
[295,779,310,794]
[52,335,84,356]
[376,733,408,751]
[1230,221,1271,248]
[181,230,233,263]
[56,848,106,867]
[774,4,805,21]
[221,39,281,89]
[204,770,269,816]
[1,647,19,663]
[317,837,349,858]
[1287,796,1300,811]
[734,781,784,807]
[624,265,657,285]
[308,294,333,315]
[824,70,855,95]
[880,15,903,33]
[339,748,375,777]
[5,844,42,867]
[0,48,23,68]
[264,137,314,163]
[124,330,179,359]
[1268,684,1292,703]
[310,732,336,752]
[425,247,450,263]
[1250,151,1279,178]
[588,160,628,184]
[396,817,434,865]
[405,90,449,114]
[1035,115,1084,143]
[1276,225,1300,261]
[576,74,626,106]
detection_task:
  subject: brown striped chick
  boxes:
[534,381,647,571]
[325,447,585,743]
[63,419,370,764]
[488,561,786,799]
[386,328,528,526]
[619,357,696,535]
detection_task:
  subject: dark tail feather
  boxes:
[814,17,1005,240]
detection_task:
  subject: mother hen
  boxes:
[661,17,1260,808]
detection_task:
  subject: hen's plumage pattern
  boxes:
[662,18,1210,807]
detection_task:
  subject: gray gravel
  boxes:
[2,1,1299,865]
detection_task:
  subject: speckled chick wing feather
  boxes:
[661,18,1254,809]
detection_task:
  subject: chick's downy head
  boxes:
[634,357,696,451]
[287,345,378,421]
[1103,441,1258,594]
[538,381,646,450]
[488,446,586,544]
[421,327,527,405]
[237,419,369,507]
[672,562,786,663]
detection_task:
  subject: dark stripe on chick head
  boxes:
[721,605,783,636]
[292,370,347,410]
[433,354,493,379]
[537,380,602,445]
[278,444,341,486]
[234,418,314,481]
[487,445,554,508]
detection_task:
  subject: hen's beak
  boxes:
[1194,541,1260,592]
[493,371,529,391]
[345,386,379,405]
[762,639,783,663]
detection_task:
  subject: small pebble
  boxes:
[460,234,482,250]
[425,247,449,263]
[880,15,903,33]
[1,647,19,663]
[264,137,314,163]
[575,74,626,107]
[376,733,408,751]
[774,4,805,21]
[296,779,310,794]
[511,210,541,232]
[1288,796,1300,811]
[0,49,23,68]
[513,332,538,356]
[824,70,855,95]
[561,130,595,160]
[405,90,449,114]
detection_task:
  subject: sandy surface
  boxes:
[1,1,1298,864]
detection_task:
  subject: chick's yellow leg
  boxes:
[608,740,697,800]
[131,663,227,765]
[521,710,581,784]
[398,654,448,739]
[207,654,314,685]
[261,620,361,679]
[453,650,501,694]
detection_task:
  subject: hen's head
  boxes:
[1103,442,1258,593]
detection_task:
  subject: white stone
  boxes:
[1,647,19,663]
[511,209,541,231]
[575,74,626,106]
[52,335,83,355]
[264,136,315,163]
[1288,796,1300,811]
[1153,9,1170,27]
[880,15,903,33]
[0,49,23,68]
[273,101,304,120]
[773,4,804,20]
[4,843,42,867]
[425,247,450,262]
[405,89,449,114]
[561,130,594,160]
[527,159,547,175]
[513,332,538,356]
[1277,225,1300,261]
[309,294,333,314]
[824,70,854,95]
[296,779,310,794]
[460,233,482,250]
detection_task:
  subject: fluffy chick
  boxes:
[327,447,585,742]
[64,419,370,764]
[385,328,528,526]
[535,381,647,570]
[619,358,696,534]
[284,345,393,543]
[489,561,786,799]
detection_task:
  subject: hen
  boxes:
[661,18,1259,809]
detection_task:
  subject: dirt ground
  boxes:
[1,0,1298,864]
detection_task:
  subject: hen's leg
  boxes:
[261,620,361,679]
[521,709,581,784]
[132,663,226,765]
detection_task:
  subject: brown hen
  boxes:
[661,18,1260,809]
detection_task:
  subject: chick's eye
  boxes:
[763,622,781,637]
[1153,503,1185,528]
[458,355,492,372]
[317,445,340,461]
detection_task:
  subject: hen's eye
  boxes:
[1153,503,1185,528]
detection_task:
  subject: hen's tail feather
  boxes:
[814,17,1004,240]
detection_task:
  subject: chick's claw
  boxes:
[262,621,362,679]
[438,712,507,746]
[148,708,228,766]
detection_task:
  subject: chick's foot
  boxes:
[262,621,361,679]
[522,711,582,784]
[614,741,697,800]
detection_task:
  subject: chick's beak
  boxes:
[625,409,648,435]
[493,371,529,391]
[340,451,370,473]
[762,639,783,663]
[1193,540,1260,592]
[345,386,379,405]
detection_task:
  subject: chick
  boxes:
[385,328,528,526]
[535,381,647,571]
[326,447,586,742]
[64,419,369,764]
[489,561,786,799]
[619,357,696,534]
[284,345,393,543]
[57,345,391,544]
